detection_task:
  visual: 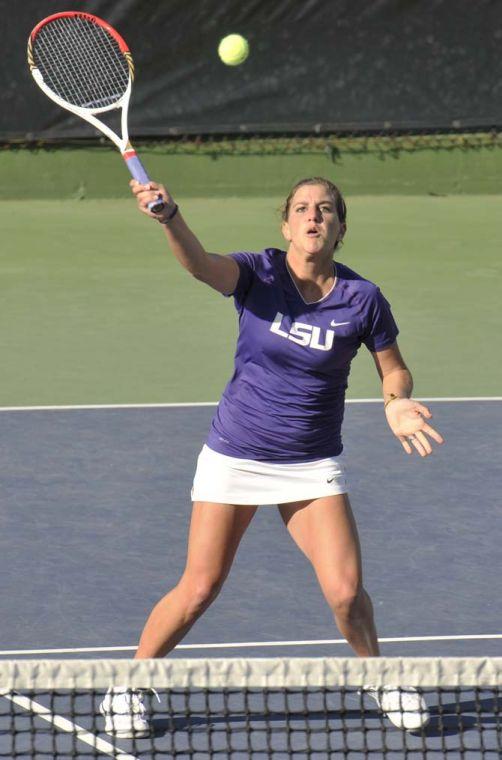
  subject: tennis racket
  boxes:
[27,11,164,212]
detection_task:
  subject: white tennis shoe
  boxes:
[362,685,430,731]
[100,687,154,738]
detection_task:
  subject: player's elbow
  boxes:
[190,266,212,284]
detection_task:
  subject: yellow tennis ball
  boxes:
[218,34,249,66]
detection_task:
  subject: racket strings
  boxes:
[32,16,130,109]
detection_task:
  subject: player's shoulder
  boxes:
[335,260,381,298]
[230,247,285,272]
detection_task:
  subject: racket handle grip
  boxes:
[124,151,165,213]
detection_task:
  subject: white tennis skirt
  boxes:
[191,445,348,505]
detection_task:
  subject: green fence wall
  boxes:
[3,143,502,199]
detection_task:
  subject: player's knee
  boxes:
[327,582,362,620]
[182,575,224,617]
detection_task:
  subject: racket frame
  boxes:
[28,11,164,209]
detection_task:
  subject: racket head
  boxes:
[27,12,134,113]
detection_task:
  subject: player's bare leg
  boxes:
[279,494,380,657]
[135,501,257,658]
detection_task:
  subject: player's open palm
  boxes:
[385,399,444,457]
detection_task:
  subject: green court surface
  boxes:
[1,194,500,407]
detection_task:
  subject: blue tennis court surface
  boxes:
[0,400,500,758]
[0,399,499,658]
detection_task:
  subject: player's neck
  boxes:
[286,248,334,282]
[285,250,335,301]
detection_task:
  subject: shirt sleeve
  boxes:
[225,252,258,305]
[361,287,399,352]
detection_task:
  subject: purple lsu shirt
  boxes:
[206,248,399,462]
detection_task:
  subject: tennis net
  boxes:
[0,656,499,758]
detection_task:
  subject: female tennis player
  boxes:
[101,177,444,737]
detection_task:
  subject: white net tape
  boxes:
[1,657,500,690]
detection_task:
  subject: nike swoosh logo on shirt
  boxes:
[330,320,350,327]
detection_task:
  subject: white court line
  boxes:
[0,396,500,412]
[1,693,138,760]
[0,402,218,412]
[1,634,500,657]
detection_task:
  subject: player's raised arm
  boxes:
[130,180,240,296]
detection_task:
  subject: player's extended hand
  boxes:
[385,399,444,456]
[130,179,176,223]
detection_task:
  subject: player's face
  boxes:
[282,184,345,257]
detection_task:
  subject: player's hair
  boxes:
[281,177,347,250]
